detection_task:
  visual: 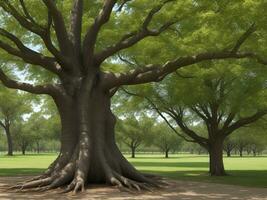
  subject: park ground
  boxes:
[0,153,267,199]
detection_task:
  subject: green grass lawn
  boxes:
[1,153,267,188]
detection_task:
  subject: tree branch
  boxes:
[0,120,6,129]
[0,1,44,35]
[19,0,37,24]
[0,1,70,70]
[116,0,132,12]
[104,23,264,88]
[167,108,209,148]
[69,0,83,54]
[231,23,256,53]
[0,28,59,75]
[83,0,117,68]
[121,88,197,144]
[96,0,176,63]
[224,110,267,136]
[105,51,263,89]
[0,68,58,96]
[42,0,72,56]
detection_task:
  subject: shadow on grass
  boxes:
[2,168,266,188]
[126,155,210,159]
[131,161,209,168]
[1,155,267,188]
[0,168,45,176]
[0,153,57,157]
[141,169,267,188]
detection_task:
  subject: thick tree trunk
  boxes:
[17,79,155,193]
[209,140,226,176]
[5,126,13,156]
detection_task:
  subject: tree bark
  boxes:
[131,146,136,158]
[17,77,155,193]
[5,125,13,156]
[165,149,169,158]
[209,140,226,176]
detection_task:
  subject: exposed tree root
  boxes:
[9,169,159,195]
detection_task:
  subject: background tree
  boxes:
[13,121,34,155]
[0,86,30,155]
[223,136,236,157]
[124,61,267,176]
[116,116,154,158]
[231,126,267,157]
[0,0,265,192]
[152,123,182,158]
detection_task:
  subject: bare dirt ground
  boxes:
[0,176,267,200]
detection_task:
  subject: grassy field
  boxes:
[0,153,267,188]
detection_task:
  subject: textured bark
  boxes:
[1,0,262,194]
[14,74,156,193]
[5,125,13,156]
[209,140,226,176]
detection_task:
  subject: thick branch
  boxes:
[0,1,44,35]
[19,0,37,24]
[221,112,236,132]
[105,51,261,89]
[83,0,117,67]
[0,69,58,96]
[191,106,210,123]
[69,0,83,54]
[223,110,267,136]
[166,108,209,148]
[0,28,59,75]
[42,0,72,56]
[0,1,70,70]
[104,23,263,88]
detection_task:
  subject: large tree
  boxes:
[0,0,265,192]
[124,62,267,176]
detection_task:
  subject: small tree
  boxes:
[153,123,181,158]
[223,137,235,157]
[232,126,267,157]
[13,122,34,155]
[0,87,30,155]
[116,116,153,158]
